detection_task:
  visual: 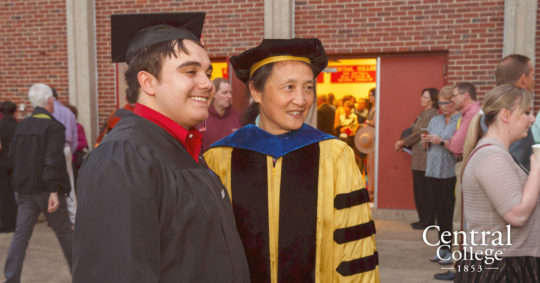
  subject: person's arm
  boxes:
[365,110,376,127]
[48,192,59,213]
[73,142,161,283]
[394,139,405,151]
[501,154,540,227]
[330,143,379,281]
[67,113,78,152]
[402,110,433,149]
[43,124,66,193]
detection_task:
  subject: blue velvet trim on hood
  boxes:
[210,123,336,158]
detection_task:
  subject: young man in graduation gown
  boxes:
[72,13,250,283]
[204,38,380,283]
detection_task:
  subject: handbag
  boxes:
[400,127,413,140]
[401,117,419,140]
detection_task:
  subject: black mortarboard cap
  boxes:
[230,38,328,83]
[111,12,206,62]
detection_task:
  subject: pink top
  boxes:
[446,101,481,155]
[76,123,88,152]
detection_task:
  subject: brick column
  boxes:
[66,0,98,145]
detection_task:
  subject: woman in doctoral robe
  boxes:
[204,38,379,283]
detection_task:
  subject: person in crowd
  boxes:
[394,87,439,230]
[4,83,73,283]
[0,101,18,233]
[204,38,379,282]
[316,94,325,107]
[495,54,535,171]
[317,94,335,135]
[421,86,460,265]
[337,100,360,143]
[365,88,377,194]
[328,92,337,110]
[201,77,241,151]
[51,87,77,224]
[333,95,353,134]
[354,98,369,124]
[72,13,249,283]
[240,100,260,126]
[425,82,480,281]
[366,88,376,126]
[456,84,539,282]
[66,104,88,182]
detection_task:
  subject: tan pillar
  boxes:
[66,0,98,145]
[264,0,294,39]
[503,0,537,63]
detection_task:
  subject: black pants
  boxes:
[412,170,434,225]
[0,168,17,231]
[4,192,73,282]
[427,176,456,244]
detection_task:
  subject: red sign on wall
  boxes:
[330,65,376,83]
[316,73,324,83]
[222,67,229,79]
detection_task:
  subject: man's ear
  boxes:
[249,81,263,104]
[47,97,55,112]
[137,71,157,96]
[516,73,528,89]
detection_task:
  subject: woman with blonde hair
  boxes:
[456,84,540,282]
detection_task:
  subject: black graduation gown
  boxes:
[73,113,250,283]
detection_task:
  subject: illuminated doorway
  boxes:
[316,58,377,200]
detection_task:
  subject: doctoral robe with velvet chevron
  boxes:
[204,124,379,283]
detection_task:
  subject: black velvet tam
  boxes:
[230,38,328,83]
[111,12,205,62]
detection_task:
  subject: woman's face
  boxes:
[509,104,535,141]
[369,91,375,104]
[420,91,432,109]
[438,97,455,116]
[344,105,352,115]
[250,61,315,135]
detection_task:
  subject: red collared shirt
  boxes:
[446,101,481,155]
[133,103,202,162]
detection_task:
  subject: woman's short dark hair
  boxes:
[241,63,275,125]
[0,101,16,116]
[67,104,78,118]
[422,88,439,109]
[124,39,202,104]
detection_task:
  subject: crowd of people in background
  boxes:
[316,88,377,195]
[393,54,540,281]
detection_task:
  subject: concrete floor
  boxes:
[0,218,452,282]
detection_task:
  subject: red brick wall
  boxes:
[2,0,538,124]
[94,0,264,126]
[0,0,69,120]
[295,0,509,100]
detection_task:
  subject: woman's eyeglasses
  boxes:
[437,101,452,105]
